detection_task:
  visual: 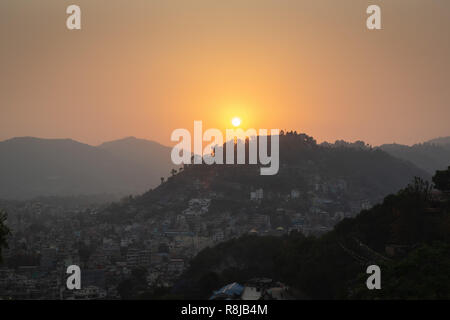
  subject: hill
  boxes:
[174,169,450,299]
[101,133,429,225]
[96,133,434,299]
[129,133,428,208]
[99,136,172,169]
[82,133,437,299]
[426,136,450,146]
[379,136,450,174]
[0,137,177,200]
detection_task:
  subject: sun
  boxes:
[231,117,241,127]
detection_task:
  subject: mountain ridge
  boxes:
[0,136,177,200]
[0,133,444,200]
[379,138,450,174]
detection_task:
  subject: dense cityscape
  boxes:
[0,167,372,299]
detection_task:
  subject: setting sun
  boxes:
[231,117,241,127]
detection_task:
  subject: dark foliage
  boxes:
[0,209,10,263]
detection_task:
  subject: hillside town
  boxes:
[0,165,377,299]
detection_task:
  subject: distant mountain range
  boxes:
[426,136,450,146]
[379,136,450,175]
[1,134,447,200]
[0,137,177,200]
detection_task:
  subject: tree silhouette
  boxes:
[433,166,450,192]
[160,177,165,184]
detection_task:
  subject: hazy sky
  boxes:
[1,0,449,146]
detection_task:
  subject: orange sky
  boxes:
[1,0,449,146]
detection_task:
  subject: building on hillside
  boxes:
[290,189,301,199]
[250,189,264,201]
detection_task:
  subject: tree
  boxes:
[433,166,450,192]
[401,176,432,201]
[0,209,11,263]
[160,177,165,184]
[171,169,177,176]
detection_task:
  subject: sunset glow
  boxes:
[1,1,449,147]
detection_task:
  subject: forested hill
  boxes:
[174,168,450,299]
[113,133,428,213]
